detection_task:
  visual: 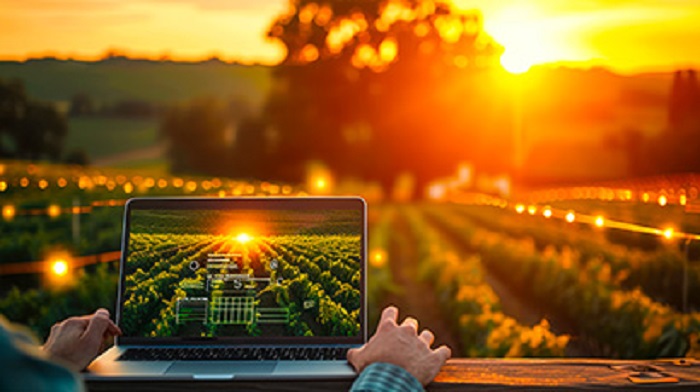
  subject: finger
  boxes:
[94,309,122,336]
[81,311,111,347]
[400,316,419,333]
[419,329,435,345]
[433,345,452,363]
[380,306,399,325]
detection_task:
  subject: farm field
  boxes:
[1,160,699,358]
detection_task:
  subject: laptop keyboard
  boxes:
[117,347,350,361]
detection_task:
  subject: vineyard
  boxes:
[122,232,362,338]
[1,159,700,359]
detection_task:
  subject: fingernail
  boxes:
[95,309,110,316]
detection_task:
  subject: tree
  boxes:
[263,0,504,190]
[0,79,67,161]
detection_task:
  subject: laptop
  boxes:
[86,196,367,380]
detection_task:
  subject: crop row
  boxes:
[426,206,700,358]
[442,204,700,311]
[122,233,361,338]
[402,206,569,357]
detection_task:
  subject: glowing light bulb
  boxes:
[515,204,525,214]
[370,249,387,268]
[663,228,674,240]
[48,204,61,218]
[595,216,605,228]
[565,212,575,223]
[543,208,552,218]
[52,260,68,276]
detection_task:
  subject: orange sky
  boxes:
[1,0,699,73]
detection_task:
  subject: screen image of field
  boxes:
[121,208,362,338]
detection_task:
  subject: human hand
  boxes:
[347,306,451,386]
[42,308,122,372]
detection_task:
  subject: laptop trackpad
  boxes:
[166,361,276,375]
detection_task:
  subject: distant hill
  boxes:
[0,58,272,108]
[0,58,272,167]
[0,58,678,182]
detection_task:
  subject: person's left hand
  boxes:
[42,308,122,372]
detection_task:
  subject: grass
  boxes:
[65,117,159,161]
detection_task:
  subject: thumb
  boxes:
[346,347,363,371]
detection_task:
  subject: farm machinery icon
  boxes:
[175,252,290,326]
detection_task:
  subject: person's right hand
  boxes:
[42,308,122,372]
[347,306,451,386]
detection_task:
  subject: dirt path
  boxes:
[381,210,462,355]
[420,208,595,357]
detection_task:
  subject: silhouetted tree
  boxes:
[0,79,67,161]
[643,69,700,175]
[263,0,504,190]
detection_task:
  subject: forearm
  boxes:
[350,362,424,392]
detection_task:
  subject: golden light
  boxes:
[0,181,7,192]
[680,194,687,206]
[370,249,387,268]
[47,204,61,218]
[38,179,49,190]
[52,259,68,276]
[543,208,552,218]
[565,211,576,223]
[20,177,29,187]
[515,204,525,214]
[123,182,134,194]
[527,205,537,215]
[501,48,532,74]
[663,228,674,240]
[595,216,605,228]
[185,181,198,192]
[379,38,398,63]
[57,178,67,188]
[2,205,16,221]
[658,195,667,207]
[642,192,650,203]
[236,233,253,244]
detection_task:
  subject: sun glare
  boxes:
[236,233,253,244]
[500,49,533,74]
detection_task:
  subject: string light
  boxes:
[595,216,605,228]
[658,195,668,207]
[543,208,552,218]
[47,204,61,218]
[663,228,675,240]
[2,205,15,221]
[565,211,576,223]
[370,249,387,268]
[515,204,525,214]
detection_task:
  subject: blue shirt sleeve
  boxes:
[350,362,424,392]
[0,316,83,392]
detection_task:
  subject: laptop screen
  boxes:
[117,197,365,345]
